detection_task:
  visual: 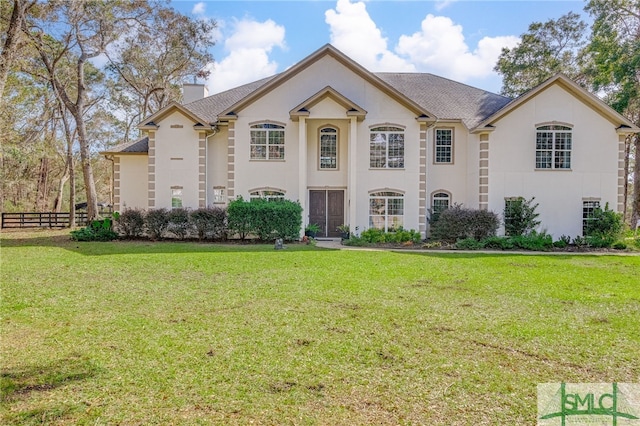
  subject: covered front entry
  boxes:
[308,190,344,238]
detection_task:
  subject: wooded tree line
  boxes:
[494,0,640,228]
[1,1,639,228]
[0,0,214,221]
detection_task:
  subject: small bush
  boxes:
[504,197,540,236]
[360,228,386,243]
[584,203,623,248]
[167,208,192,240]
[430,205,499,242]
[342,235,369,247]
[612,241,627,250]
[482,236,514,250]
[572,235,587,247]
[510,231,553,251]
[552,239,568,249]
[455,238,484,250]
[117,208,145,238]
[190,207,227,240]
[70,218,118,242]
[146,208,170,239]
[226,197,303,241]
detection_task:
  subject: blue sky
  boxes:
[170,0,588,95]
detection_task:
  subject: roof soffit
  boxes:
[220,44,436,120]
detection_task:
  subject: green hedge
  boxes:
[227,197,302,241]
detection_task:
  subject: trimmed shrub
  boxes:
[70,217,118,241]
[117,208,145,238]
[227,197,303,241]
[430,205,499,242]
[167,208,192,240]
[146,208,170,240]
[504,196,540,236]
[358,227,421,244]
[190,207,227,240]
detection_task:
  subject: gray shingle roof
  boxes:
[106,136,149,154]
[183,76,277,124]
[182,72,510,130]
[375,73,511,129]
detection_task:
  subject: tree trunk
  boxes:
[632,135,640,230]
[53,171,69,212]
[35,156,49,211]
[74,114,98,220]
[0,0,27,101]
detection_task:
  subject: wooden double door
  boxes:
[308,190,344,238]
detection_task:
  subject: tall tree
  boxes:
[0,0,37,102]
[585,0,640,228]
[106,6,215,141]
[494,12,588,98]
[24,1,150,219]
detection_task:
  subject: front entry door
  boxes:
[309,190,344,238]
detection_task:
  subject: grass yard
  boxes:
[1,230,639,425]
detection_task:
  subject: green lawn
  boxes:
[1,230,639,425]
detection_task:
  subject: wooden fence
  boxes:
[1,212,90,229]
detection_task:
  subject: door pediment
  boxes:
[290,86,367,121]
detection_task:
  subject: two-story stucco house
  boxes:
[103,44,638,239]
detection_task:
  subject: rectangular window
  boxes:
[369,191,404,232]
[250,123,285,160]
[212,187,226,204]
[536,125,572,169]
[582,200,600,235]
[434,128,453,163]
[171,188,183,209]
[370,126,404,169]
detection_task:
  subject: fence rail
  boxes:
[1,212,90,229]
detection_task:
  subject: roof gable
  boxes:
[474,74,639,133]
[219,44,436,121]
[136,102,212,129]
[289,86,367,121]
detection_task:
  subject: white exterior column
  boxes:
[348,117,358,229]
[298,117,308,235]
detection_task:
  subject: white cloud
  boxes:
[396,14,520,81]
[435,0,457,11]
[192,2,206,16]
[325,0,415,72]
[207,18,286,94]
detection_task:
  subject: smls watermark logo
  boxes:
[538,383,640,425]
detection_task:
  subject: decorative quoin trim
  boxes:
[198,132,206,208]
[479,134,489,210]
[113,157,121,211]
[227,121,235,198]
[419,123,427,235]
[147,131,156,208]
[618,134,626,212]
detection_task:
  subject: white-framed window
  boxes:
[434,128,453,164]
[536,125,572,169]
[212,187,226,204]
[319,127,338,169]
[369,191,404,232]
[582,200,600,235]
[370,126,404,169]
[250,189,285,202]
[171,187,183,209]
[250,123,285,160]
[431,191,450,221]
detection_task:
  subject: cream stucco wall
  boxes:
[118,155,148,210]
[488,84,620,237]
[230,54,423,232]
[206,127,229,205]
[153,111,202,209]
